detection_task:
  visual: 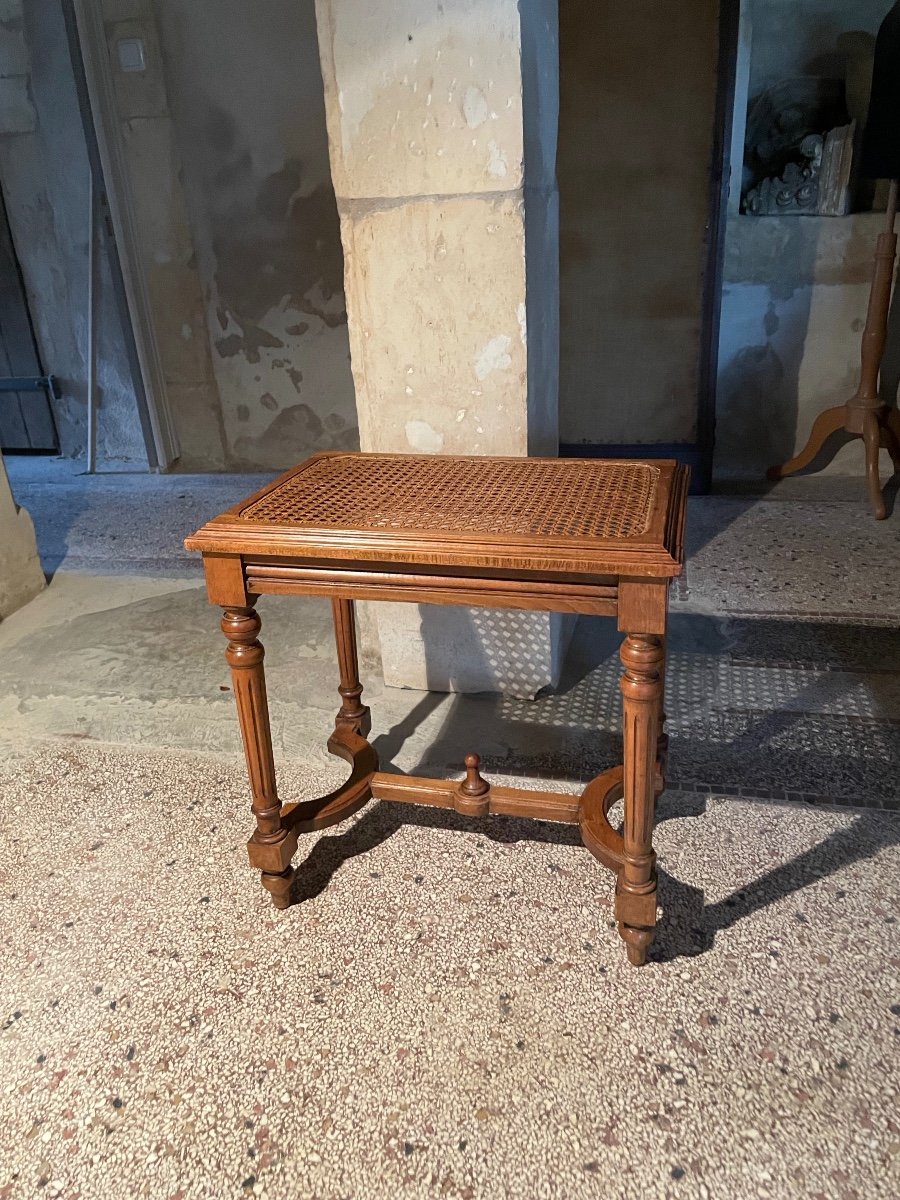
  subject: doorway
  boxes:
[557,0,739,491]
[0,189,58,453]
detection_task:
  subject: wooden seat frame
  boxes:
[186,453,689,967]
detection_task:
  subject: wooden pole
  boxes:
[85,172,98,474]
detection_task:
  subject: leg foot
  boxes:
[625,936,652,967]
[767,405,846,481]
[616,877,658,967]
[863,412,887,519]
[261,866,295,910]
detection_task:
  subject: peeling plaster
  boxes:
[487,140,508,178]
[474,334,512,381]
[234,403,357,467]
[203,131,347,344]
[516,301,527,345]
[151,0,358,469]
[405,419,444,453]
[463,85,488,128]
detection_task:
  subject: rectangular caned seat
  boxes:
[185,451,688,580]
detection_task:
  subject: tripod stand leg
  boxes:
[863,412,887,520]
[767,406,846,481]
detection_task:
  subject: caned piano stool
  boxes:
[185,452,689,967]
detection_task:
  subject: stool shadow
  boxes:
[291,800,586,906]
[291,788,898,965]
[291,611,900,962]
[651,806,899,963]
[881,469,900,518]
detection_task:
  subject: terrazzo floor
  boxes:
[1,460,900,1198]
[1,743,898,1200]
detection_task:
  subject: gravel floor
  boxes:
[1,742,898,1200]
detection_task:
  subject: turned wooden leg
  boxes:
[863,411,887,520]
[617,633,665,966]
[222,607,297,908]
[767,405,846,481]
[331,598,371,738]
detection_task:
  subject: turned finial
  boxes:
[460,752,490,797]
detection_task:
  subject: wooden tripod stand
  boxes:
[768,179,900,519]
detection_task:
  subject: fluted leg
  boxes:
[331,599,371,738]
[654,636,668,797]
[222,607,297,908]
[617,633,665,966]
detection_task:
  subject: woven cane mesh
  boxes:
[239,455,658,540]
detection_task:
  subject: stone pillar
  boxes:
[315,0,565,697]
[0,457,45,619]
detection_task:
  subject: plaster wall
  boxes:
[0,0,143,463]
[317,0,558,459]
[715,213,899,477]
[0,0,353,472]
[747,0,886,102]
[0,455,43,617]
[558,0,720,447]
[151,0,357,470]
[715,0,895,480]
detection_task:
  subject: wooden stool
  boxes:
[185,452,689,966]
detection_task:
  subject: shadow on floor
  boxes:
[289,786,899,965]
[364,611,900,810]
[280,600,900,963]
[651,804,899,964]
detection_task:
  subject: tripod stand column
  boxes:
[768,180,900,519]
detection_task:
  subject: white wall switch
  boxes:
[116,37,146,73]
